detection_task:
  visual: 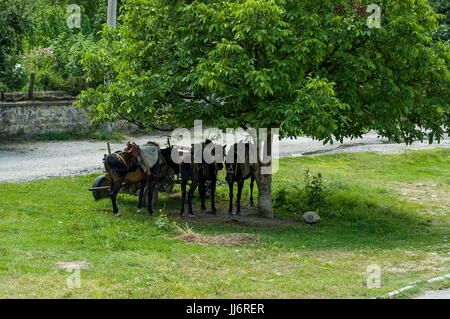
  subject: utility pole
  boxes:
[104,0,117,137]
[107,0,117,27]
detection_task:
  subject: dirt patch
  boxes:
[173,225,260,246]
[386,252,450,274]
[167,200,300,229]
[56,261,90,269]
[397,182,450,217]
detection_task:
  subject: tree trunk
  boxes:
[255,169,273,218]
[254,130,274,218]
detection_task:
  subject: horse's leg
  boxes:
[110,176,124,216]
[210,175,217,212]
[198,179,206,211]
[236,180,244,215]
[249,174,255,207]
[228,180,234,215]
[137,181,146,214]
[147,182,155,216]
[180,180,187,216]
[187,180,198,215]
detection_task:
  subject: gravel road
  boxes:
[1,131,449,183]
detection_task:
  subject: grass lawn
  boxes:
[0,148,449,298]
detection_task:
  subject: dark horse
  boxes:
[180,140,225,216]
[104,142,178,216]
[225,142,256,215]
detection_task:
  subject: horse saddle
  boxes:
[138,143,163,175]
[126,141,163,175]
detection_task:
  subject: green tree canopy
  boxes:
[429,0,449,41]
[25,0,107,49]
[78,0,450,217]
[0,0,31,90]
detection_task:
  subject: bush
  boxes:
[0,56,27,91]
[24,34,97,93]
[0,0,31,91]
[34,129,125,142]
[0,82,8,92]
[274,170,328,213]
[65,77,87,94]
[35,70,65,91]
[153,213,177,233]
[23,47,55,74]
[297,170,327,211]
[274,187,289,208]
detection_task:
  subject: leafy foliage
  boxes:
[0,0,31,90]
[25,1,107,92]
[25,0,107,49]
[23,47,56,74]
[429,0,450,41]
[153,213,177,233]
[297,170,327,211]
[274,170,327,212]
[0,0,107,92]
[78,0,449,145]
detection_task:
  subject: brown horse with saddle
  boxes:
[103,142,179,216]
[99,139,257,217]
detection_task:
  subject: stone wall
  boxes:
[0,100,144,136]
[0,100,89,136]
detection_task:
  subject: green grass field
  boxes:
[0,149,449,298]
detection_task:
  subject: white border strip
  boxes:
[378,273,450,298]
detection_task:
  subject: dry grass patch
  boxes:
[174,225,260,246]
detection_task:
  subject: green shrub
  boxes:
[297,169,327,211]
[34,129,124,142]
[0,56,27,91]
[0,82,8,92]
[153,213,176,233]
[37,132,73,141]
[22,33,97,93]
[35,70,65,91]
[274,187,288,208]
[23,47,55,74]
[274,170,328,214]
[64,77,86,94]
[0,0,30,92]
[90,130,124,141]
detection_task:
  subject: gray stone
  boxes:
[303,211,320,224]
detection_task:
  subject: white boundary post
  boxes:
[107,0,117,27]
